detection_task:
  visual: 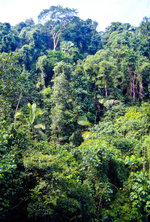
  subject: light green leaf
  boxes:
[78,116,90,126]
[34,124,45,130]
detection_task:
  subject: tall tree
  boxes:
[51,62,76,143]
[0,52,23,121]
[38,5,77,50]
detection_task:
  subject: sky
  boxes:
[0,0,150,31]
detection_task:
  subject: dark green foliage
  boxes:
[0,23,20,52]
[0,52,24,121]
[62,17,103,54]
[102,172,150,222]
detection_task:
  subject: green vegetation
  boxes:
[0,6,150,222]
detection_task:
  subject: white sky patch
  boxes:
[0,0,150,31]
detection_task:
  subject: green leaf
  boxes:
[34,124,45,130]
[78,116,90,126]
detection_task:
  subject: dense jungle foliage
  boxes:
[0,5,150,222]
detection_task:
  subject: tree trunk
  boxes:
[138,74,143,101]
[132,74,135,102]
[105,82,108,98]
[52,30,61,50]
[128,65,135,101]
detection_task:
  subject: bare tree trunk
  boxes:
[105,82,108,98]
[128,66,135,101]
[52,30,61,50]
[138,74,143,101]
[132,74,135,102]
[129,75,133,100]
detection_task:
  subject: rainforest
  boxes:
[0,5,150,222]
